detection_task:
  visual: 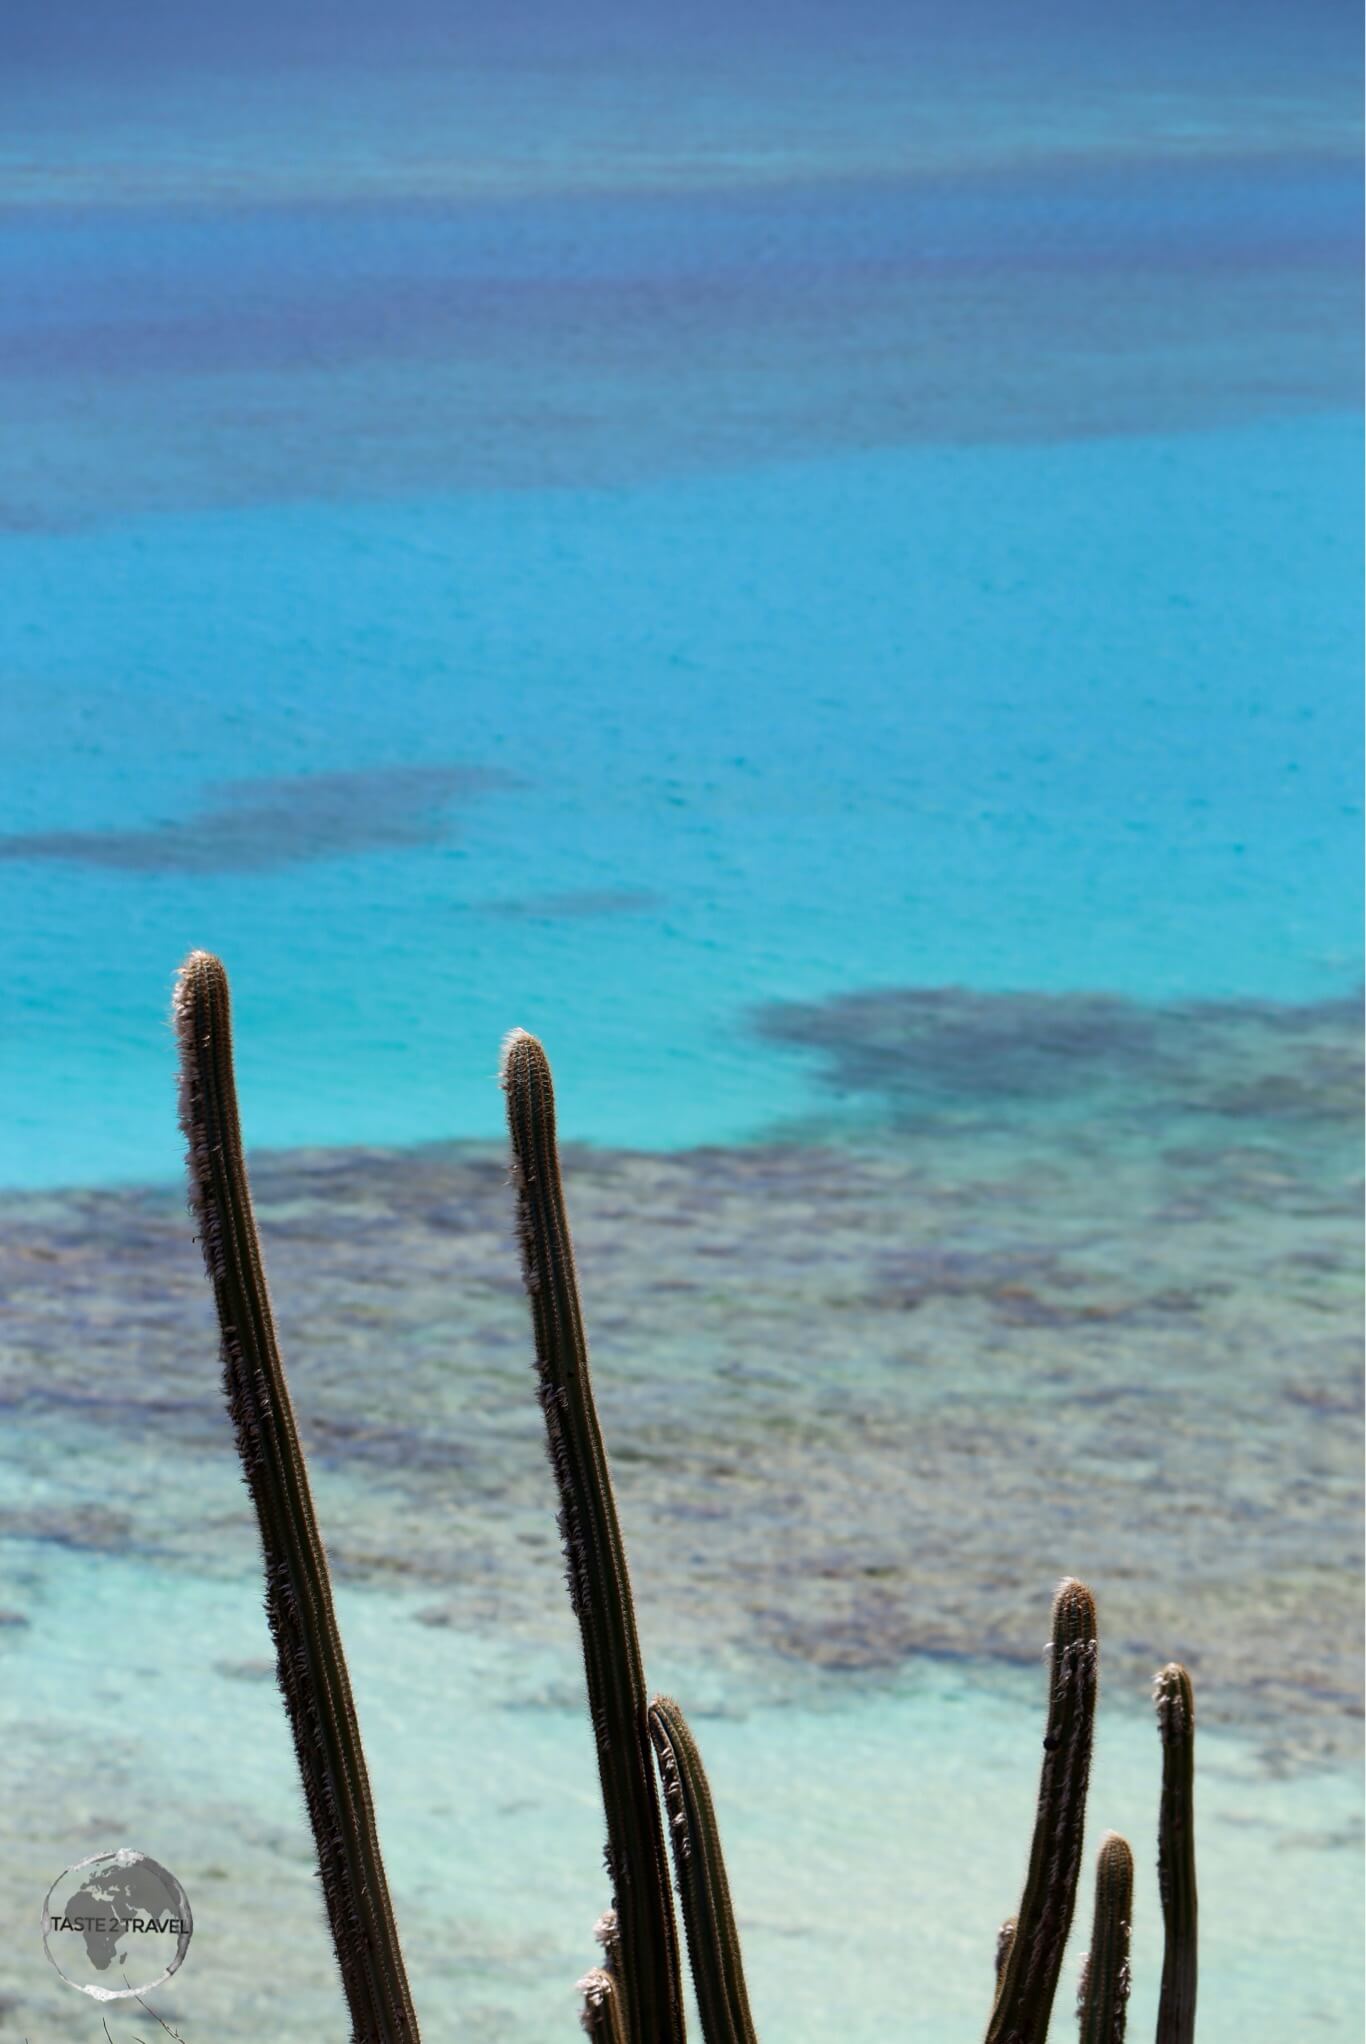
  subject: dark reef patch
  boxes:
[0,763,523,873]
[754,983,1363,1136]
[1,988,1360,1773]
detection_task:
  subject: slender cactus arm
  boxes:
[986,1577,1099,2044]
[1076,1832,1133,2044]
[501,1030,685,2044]
[1154,1663,1197,2044]
[578,1966,631,2043]
[174,950,419,2044]
[649,1695,760,2044]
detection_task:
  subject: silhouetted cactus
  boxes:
[649,1697,759,2044]
[171,973,1199,2044]
[501,1028,686,2044]
[986,1577,1099,2044]
[174,951,420,2044]
[1154,1664,1198,2044]
[1076,1833,1133,2044]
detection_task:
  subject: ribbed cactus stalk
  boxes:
[577,1909,630,2036]
[1076,1833,1133,2044]
[1154,1663,1197,2044]
[648,1697,759,2044]
[995,1918,1018,1987]
[577,1966,630,2042]
[986,1576,1099,2044]
[174,951,419,2044]
[501,1029,686,2044]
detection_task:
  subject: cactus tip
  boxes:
[171,950,234,1248]
[171,947,223,1036]
[576,1967,616,2035]
[498,1026,543,1089]
[1153,1661,1195,1741]
[1052,1576,1097,1633]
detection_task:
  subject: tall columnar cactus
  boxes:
[171,972,1199,2044]
[1076,1833,1133,2044]
[174,952,420,2044]
[986,1578,1099,2044]
[1154,1664,1198,2044]
[649,1697,760,2044]
[500,1029,687,2044]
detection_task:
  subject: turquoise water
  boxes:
[1,6,1361,1186]
[0,4,1361,2038]
[1,419,1360,1184]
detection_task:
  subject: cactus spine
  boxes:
[1154,1663,1198,2044]
[1076,1833,1133,2044]
[649,1697,759,2044]
[173,951,419,2044]
[986,1577,1099,2044]
[501,1029,685,2044]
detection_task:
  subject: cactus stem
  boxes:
[649,1696,759,2044]
[1154,1663,1198,2044]
[174,951,419,2044]
[501,1029,684,2044]
[987,1577,1099,2044]
[1076,1832,1133,2044]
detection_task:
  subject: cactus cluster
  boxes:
[173,951,1198,2043]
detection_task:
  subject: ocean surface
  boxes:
[0,3,1361,2038]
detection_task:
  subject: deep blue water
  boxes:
[0,0,1360,1191]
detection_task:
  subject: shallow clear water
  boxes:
[0,1079,1359,2039]
[2,1550,1360,2042]
[0,3,1360,2037]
